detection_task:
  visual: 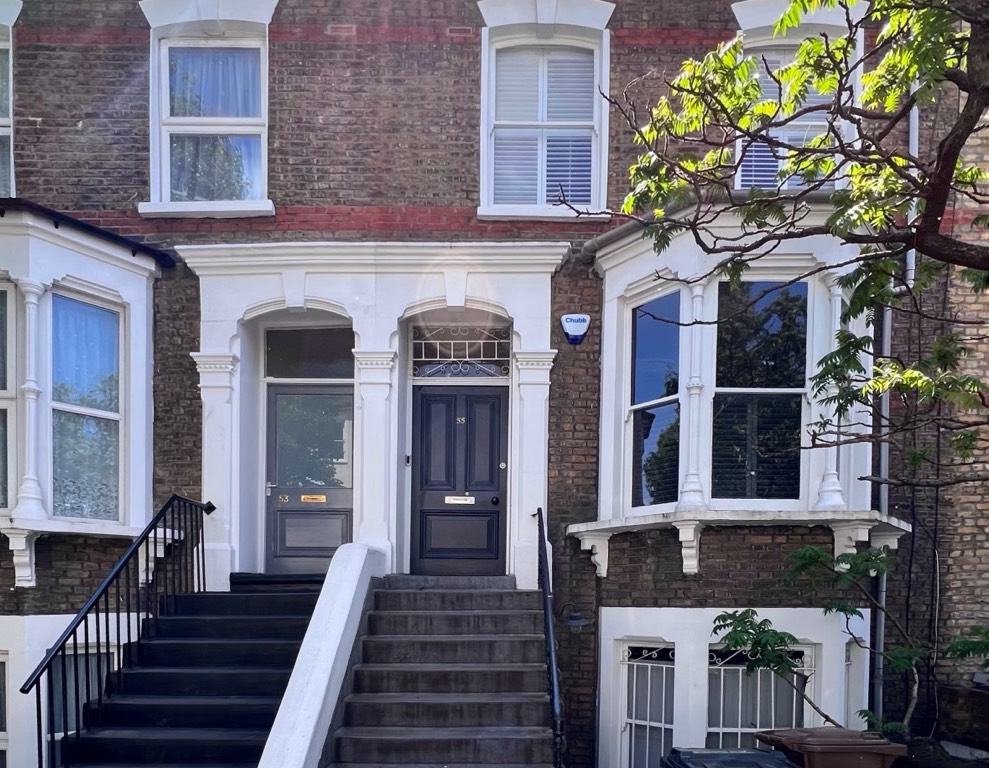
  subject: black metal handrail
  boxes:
[20,494,215,768]
[534,507,564,768]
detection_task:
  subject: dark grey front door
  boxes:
[411,386,508,575]
[266,385,353,574]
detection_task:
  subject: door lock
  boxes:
[265,482,276,497]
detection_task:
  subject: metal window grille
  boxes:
[621,646,675,767]
[706,647,813,749]
[410,325,512,378]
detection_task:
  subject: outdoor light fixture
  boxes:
[556,602,591,634]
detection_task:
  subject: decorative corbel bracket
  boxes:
[575,531,612,578]
[673,520,704,575]
[829,521,872,559]
[2,528,40,587]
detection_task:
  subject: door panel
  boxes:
[411,386,508,575]
[266,385,353,574]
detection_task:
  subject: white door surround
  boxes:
[179,241,567,590]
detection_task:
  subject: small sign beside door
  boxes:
[444,495,477,505]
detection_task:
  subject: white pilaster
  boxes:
[513,351,556,590]
[354,351,396,571]
[814,277,846,511]
[12,279,47,522]
[677,281,708,513]
[193,352,239,591]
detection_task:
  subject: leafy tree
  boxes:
[606,0,989,737]
[608,0,989,482]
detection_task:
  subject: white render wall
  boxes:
[179,241,569,589]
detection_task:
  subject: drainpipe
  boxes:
[873,90,919,722]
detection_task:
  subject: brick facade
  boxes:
[4,0,987,762]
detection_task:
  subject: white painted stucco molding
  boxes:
[258,543,388,768]
[568,508,911,576]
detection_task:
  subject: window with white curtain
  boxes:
[159,41,266,203]
[706,646,813,749]
[483,41,605,215]
[0,28,13,196]
[51,295,121,521]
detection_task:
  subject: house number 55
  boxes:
[456,417,466,424]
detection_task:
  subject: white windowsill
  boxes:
[476,205,612,222]
[0,515,147,539]
[138,200,276,219]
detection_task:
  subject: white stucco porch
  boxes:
[179,241,569,590]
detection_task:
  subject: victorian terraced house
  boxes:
[0,0,982,766]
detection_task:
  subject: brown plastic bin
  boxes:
[755,727,907,768]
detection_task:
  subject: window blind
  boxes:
[493,46,595,206]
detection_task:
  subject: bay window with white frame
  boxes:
[50,294,122,521]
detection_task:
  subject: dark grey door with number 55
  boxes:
[411,386,508,575]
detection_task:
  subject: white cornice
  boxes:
[180,241,571,277]
[0,215,160,278]
[139,0,279,29]
[477,0,615,30]
[0,0,22,28]
[731,0,849,34]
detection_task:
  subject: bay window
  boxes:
[51,295,121,521]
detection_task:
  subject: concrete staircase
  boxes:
[62,575,320,767]
[330,575,554,767]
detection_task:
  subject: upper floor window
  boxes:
[477,0,614,219]
[492,46,595,208]
[138,0,278,218]
[163,42,265,205]
[0,0,22,198]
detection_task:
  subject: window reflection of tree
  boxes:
[713,283,807,500]
[277,396,351,489]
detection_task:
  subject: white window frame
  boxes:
[157,38,268,204]
[0,29,12,198]
[0,283,15,512]
[708,278,812,506]
[624,287,688,513]
[138,0,278,218]
[0,651,7,762]
[477,0,614,220]
[49,292,125,523]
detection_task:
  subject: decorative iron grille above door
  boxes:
[410,324,512,378]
